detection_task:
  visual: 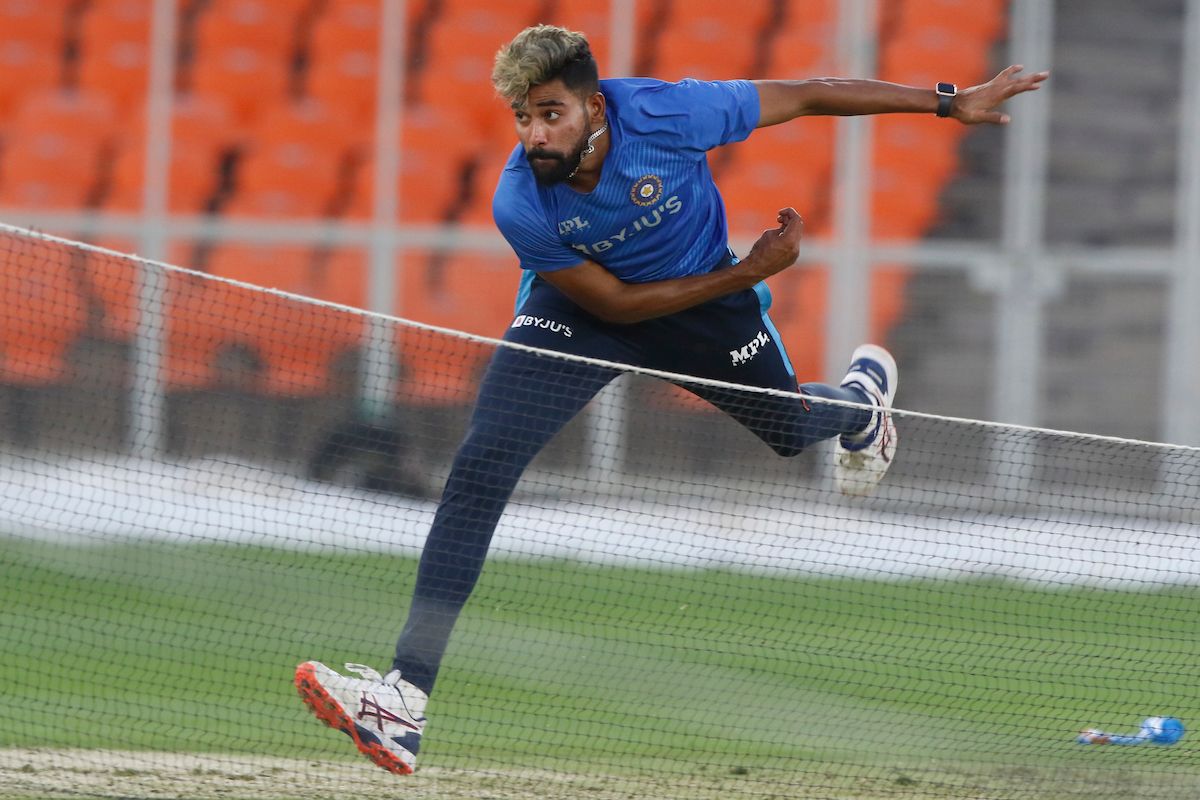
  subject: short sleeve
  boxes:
[492,170,585,273]
[630,78,761,154]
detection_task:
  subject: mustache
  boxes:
[526,148,565,162]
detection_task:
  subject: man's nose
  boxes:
[527,120,549,147]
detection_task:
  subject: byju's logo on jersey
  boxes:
[570,196,683,257]
[730,331,771,366]
[630,174,663,207]
[512,315,573,338]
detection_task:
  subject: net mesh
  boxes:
[2,226,1200,799]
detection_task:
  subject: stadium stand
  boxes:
[192,0,309,60]
[77,0,152,114]
[82,238,142,343]
[102,91,235,212]
[223,97,358,218]
[0,0,1004,420]
[0,239,86,385]
[204,244,367,395]
[0,87,116,210]
[340,101,479,222]
[650,0,776,80]
[540,4,611,72]
[0,36,63,120]
[394,250,519,405]
[302,0,381,124]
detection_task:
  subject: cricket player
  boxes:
[295,25,1048,774]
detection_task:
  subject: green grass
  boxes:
[2,537,1200,798]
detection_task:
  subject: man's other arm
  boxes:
[752,65,1048,127]
[538,208,803,325]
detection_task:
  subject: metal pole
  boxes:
[580,0,639,481]
[826,0,877,381]
[361,0,406,423]
[1163,0,1200,446]
[989,0,1054,504]
[128,0,178,456]
[995,0,1053,427]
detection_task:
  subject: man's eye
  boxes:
[546,111,560,121]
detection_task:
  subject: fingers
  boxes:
[776,207,803,238]
[997,65,1050,93]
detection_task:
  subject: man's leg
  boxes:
[638,284,874,456]
[684,380,872,458]
[392,343,617,695]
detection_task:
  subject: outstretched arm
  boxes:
[752,65,1049,127]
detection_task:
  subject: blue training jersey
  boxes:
[492,77,761,285]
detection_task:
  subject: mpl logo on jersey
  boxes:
[558,215,590,235]
[730,330,771,365]
[511,314,573,337]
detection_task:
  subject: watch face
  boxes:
[937,82,957,95]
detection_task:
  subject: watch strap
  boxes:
[936,82,957,117]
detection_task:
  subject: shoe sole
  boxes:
[294,661,414,775]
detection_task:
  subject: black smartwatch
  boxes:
[935,82,957,117]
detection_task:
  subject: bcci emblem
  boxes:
[630,174,663,207]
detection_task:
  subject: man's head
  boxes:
[492,25,605,185]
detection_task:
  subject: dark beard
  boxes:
[525,130,590,186]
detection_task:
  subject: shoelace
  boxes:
[344,663,402,686]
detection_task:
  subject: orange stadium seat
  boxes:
[223,98,355,218]
[870,161,942,240]
[394,249,519,405]
[193,0,310,60]
[412,1,543,124]
[540,5,610,72]
[456,141,511,227]
[83,238,142,342]
[305,1,380,122]
[718,117,835,235]
[0,0,69,41]
[765,0,837,79]
[895,0,1008,41]
[0,89,117,210]
[653,36,736,82]
[0,41,62,118]
[204,244,367,395]
[164,252,258,390]
[871,115,959,186]
[77,0,152,113]
[878,27,992,89]
[652,0,773,80]
[103,91,236,212]
[373,103,477,223]
[107,141,221,213]
[0,237,86,385]
[189,44,292,125]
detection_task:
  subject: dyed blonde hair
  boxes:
[492,25,598,104]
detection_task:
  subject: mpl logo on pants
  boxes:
[511,315,574,338]
[730,330,770,365]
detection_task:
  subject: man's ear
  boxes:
[586,91,606,125]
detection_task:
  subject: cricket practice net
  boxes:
[2,225,1200,800]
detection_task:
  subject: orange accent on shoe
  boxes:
[294,662,414,776]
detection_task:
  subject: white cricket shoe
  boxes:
[834,344,899,497]
[295,661,427,775]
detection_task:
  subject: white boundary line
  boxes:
[4,220,1197,454]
